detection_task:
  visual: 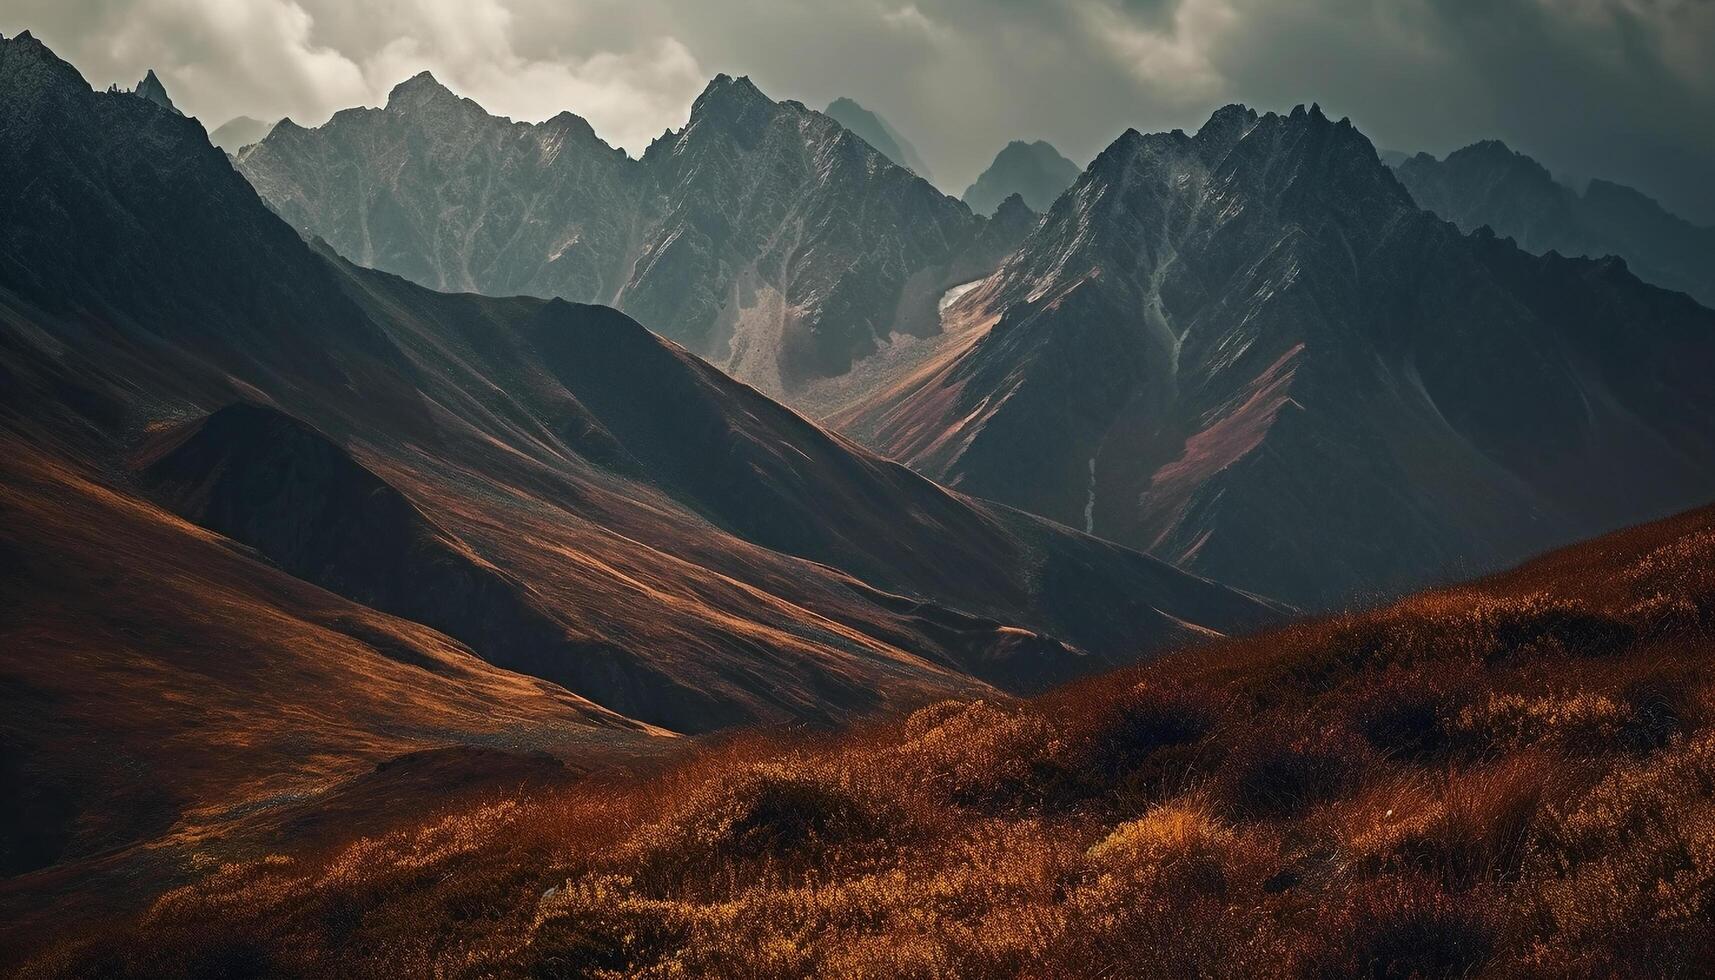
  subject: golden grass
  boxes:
[24,507,1715,978]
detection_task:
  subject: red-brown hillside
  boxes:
[19,501,1715,977]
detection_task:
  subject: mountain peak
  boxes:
[132,68,181,115]
[964,139,1082,214]
[1196,104,1259,148]
[692,73,773,122]
[387,70,463,112]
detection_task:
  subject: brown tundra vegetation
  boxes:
[21,505,1715,979]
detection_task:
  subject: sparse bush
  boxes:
[1295,878,1496,979]
[1223,725,1374,819]
[1344,758,1554,890]
[1452,690,1630,756]
[1348,666,1467,762]
[625,760,912,895]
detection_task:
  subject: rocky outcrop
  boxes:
[108,68,180,115]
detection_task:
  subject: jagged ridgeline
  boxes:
[835,104,1715,610]
[236,73,1023,399]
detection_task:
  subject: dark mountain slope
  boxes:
[837,104,1715,609]
[1394,140,1715,308]
[0,428,648,883]
[139,403,735,732]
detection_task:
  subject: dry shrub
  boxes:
[624,760,913,895]
[1294,877,1496,979]
[1343,758,1557,890]
[1487,601,1636,662]
[1452,691,1631,756]
[1084,798,1271,899]
[1079,679,1220,781]
[1523,733,1715,972]
[1056,798,1282,977]
[1223,724,1375,819]
[892,699,1071,811]
[1347,666,1469,762]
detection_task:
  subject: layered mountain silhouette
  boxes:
[0,32,1275,874]
[824,96,934,183]
[963,139,1081,215]
[836,104,1715,609]
[1394,140,1715,308]
[235,73,1009,400]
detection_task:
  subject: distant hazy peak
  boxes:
[823,96,936,184]
[963,138,1080,215]
[208,115,277,154]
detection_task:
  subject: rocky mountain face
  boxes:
[1394,141,1715,307]
[963,139,1081,215]
[238,71,646,314]
[824,96,934,183]
[207,113,275,153]
[0,33,1276,876]
[836,104,1715,609]
[235,73,996,399]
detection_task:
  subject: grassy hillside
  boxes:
[23,505,1715,978]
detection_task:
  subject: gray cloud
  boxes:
[6,0,1713,221]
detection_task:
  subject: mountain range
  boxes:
[963,138,1081,216]
[0,30,1274,887]
[234,73,1019,401]
[5,25,1715,973]
[1393,139,1715,308]
[177,67,1715,613]
[833,104,1715,609]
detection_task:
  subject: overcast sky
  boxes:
[7,0,1715,221]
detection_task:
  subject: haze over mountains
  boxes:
[1393,140,1715,309]
[235,72,1020,400]
[835,104,1715,609]
[0,30,1273,889]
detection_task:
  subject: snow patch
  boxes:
[1083,456,1098,533]
[938,279,985,316]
